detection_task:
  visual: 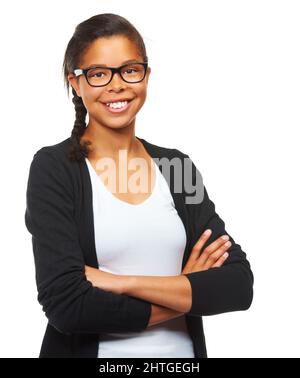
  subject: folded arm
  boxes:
[85,266,192,313]
[86,155,254,317]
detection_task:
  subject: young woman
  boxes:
[25,13,254,358]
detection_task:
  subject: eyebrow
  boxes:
[85,59,143,69]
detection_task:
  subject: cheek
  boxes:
[82,88,104,108]
[134,85,148,104]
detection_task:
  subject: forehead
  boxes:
[79,36,142,67]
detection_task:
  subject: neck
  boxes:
[81,120,142,160]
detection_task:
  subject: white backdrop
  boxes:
[1,0,299,358]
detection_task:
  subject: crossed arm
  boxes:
[84,267,191,326]
[84,230,232,326]
[85,267,192,318]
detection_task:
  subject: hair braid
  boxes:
[68,88,91,161]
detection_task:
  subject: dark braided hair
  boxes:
[70,88,90,161]
[62,13,148,162]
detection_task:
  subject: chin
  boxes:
[103,119,135,130]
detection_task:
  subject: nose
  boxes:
[107,71,126,91]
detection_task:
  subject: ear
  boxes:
[67,73,81,97]
[145,66,151,84]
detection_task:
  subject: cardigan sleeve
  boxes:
[25,148,151,335]
[183,156,254,317]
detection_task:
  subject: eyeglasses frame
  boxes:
[73,62,148,87]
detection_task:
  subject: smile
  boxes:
[102,99,133,113]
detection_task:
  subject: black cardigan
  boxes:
[24,136,254,358]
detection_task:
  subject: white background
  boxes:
[0,0,299,358]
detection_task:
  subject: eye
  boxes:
[125,68,137,74]
[87,68,108,78]
[94,72,105,78]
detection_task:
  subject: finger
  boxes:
[182,231,212,273]
[189,229,212,261]
[198,234,230,265]
[202,241,231,270]
[211,252,229,268]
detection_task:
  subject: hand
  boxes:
[182,230,231,274]
[85,265,125,295]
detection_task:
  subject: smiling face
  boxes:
[68,35,151,132]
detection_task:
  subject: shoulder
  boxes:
[139,137,204,205]
[28,137,76,187]
[32,137,71,161]
[29,137,78,174]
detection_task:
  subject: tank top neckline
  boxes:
[85,157,158,207]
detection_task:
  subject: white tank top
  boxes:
[85,157,195,358]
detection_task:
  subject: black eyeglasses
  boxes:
[74,62,148,87]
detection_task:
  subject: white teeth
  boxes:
[106,101,128,109]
